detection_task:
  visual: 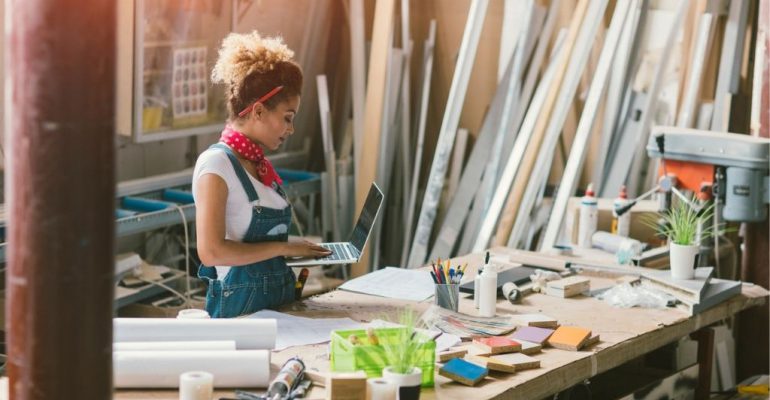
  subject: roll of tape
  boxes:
[366,378,397,400]
[177,309,211,319]
[179,371,214,400]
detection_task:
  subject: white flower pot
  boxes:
[382,366,422,400]
[669,243,699,280]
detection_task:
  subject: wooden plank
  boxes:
[540,0,633,250]
[470,32,566,253]
[406,0,490,268]
[317,75,340,242]
[447,128,469,201]
[401,20,436,266]
[677,13,716,128]
[347,0,366,169]
[398,0,413,240]
[750,0,770,137]
[497,0,528,82]
[488,0,592,248]
[353,0,395,277]
[711,0,749,131]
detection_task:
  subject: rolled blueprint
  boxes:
[114,350,270,388]
[113,318,276,349]
[114,340,236,352]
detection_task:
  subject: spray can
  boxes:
[479,264,498,317]
[578,184,598,249]
[266,357,305,400]
[612,186,631,237]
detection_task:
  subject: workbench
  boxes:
[113,248,768,399]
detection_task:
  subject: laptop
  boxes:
[287,183,384,266]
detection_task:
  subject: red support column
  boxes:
[5,0,116,398]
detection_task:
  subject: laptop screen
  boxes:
[350,183,384,252]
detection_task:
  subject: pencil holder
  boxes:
[434,284,460,312]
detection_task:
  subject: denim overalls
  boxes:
[198,143,296,318]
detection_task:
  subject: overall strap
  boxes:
[209,143,259,202]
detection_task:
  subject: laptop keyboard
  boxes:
[319,243,353,261]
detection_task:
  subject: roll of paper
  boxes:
[114,340,236,352]
[113,318,276,349]
[114,350,270,388]
[177,309,211,319]
[179,371,213,400]
[366,378,397,400]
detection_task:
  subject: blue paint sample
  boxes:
[440,358,488,386]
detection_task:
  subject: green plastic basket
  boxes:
[330,327,436,387]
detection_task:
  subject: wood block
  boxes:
[548,326,592,351]
[546,276,591,298]
[473,337,522,354]
[510,326,555,345]
[452,344,492,357]
[510,313,559,329]
[326,371,367,400]
[490,353,541,371]
[464,354,517,373]
[438,348,468,362]
[439,358,488,386]
[517,339,543,355]
[583,334,601,349]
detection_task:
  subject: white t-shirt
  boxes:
[192,147,289,279]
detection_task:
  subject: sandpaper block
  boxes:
[473,337,522,354]
[548,326,592,351]
[546,276,590,298]
[439,358,488,386]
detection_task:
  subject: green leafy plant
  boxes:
[379,308,428,374]
[644,197,716,246]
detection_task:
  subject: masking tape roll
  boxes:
[179,371,214,400]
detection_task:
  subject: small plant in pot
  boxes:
[380,309,427,400]
[646,197,716,280]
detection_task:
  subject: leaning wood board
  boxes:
[353,0,395,277]
[115,247,768,400]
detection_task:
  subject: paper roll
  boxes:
[179,371,213,400]
[366,378,397,400]
[114,340,236,352]
[113,318,276,349]
[177,309,211,319]
[114,350,270,388]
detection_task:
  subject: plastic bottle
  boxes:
[612,185,630,237]
[578,183,598,249]
[474,266,483,309]
[478,264,498,317]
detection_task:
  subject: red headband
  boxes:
[237,85,284,118]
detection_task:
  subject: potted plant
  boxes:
[380,309,427,400]
[647,197,715,280]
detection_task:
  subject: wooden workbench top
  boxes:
[113,248,768,399]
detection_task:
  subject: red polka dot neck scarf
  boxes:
[219,125,283,188]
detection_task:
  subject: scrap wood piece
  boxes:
[546,276,591,298]
[473,336,522,354]
[517,339,543,355]
[490,352,541,371]
[438,348,468,362]
[439,358,489,386]
[510,326,555,345]
[548,326,592,351]
[510,313,558,329]
[465,354,517,373]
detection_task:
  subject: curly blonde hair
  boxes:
[212,31,303,118]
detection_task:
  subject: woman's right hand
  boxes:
[283,240,332,259]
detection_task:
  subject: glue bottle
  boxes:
[578,184,598,249]
[479,264,498,318]
[612,185,630,238]
[474,252,490,309]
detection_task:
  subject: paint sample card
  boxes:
[517,340,542,355]
[511,326,555,345]
[473,337,522,354]
[172,46,208,119]
[548,326,592,351]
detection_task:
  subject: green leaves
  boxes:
[379,309,428,375]
[643,197,718,246]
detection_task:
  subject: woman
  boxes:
[193,31,331,318]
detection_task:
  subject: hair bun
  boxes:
[211,31,295,85]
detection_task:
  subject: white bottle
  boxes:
[478,265,497,317]
[578,184,598,249]
[612,185,630,238]
[474,265,483,309]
